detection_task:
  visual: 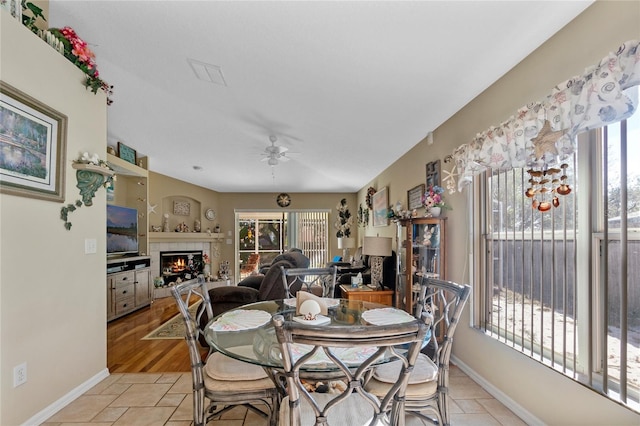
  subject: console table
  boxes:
[339,284,393,306]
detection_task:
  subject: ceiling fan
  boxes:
[261,135,298,166]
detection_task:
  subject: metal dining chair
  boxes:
[171,277,279,426]
[279,265,338,298]
[366,277,471,425]
[272,310,429,425]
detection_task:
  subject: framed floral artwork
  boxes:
[372,187,389,227]
[0,82,67,202]
[173,201,191,216]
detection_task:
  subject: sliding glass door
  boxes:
[236,210,329,279]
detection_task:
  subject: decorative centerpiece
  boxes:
[422,185,450,217]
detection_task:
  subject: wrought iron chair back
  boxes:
[171,276,278,426]
[408,277,471,425]
[272,312,429,425]
[279,265,338,298]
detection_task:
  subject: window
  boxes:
[477,109,640,411]
[236,211,329,278]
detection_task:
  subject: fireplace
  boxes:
[160,250,204,284]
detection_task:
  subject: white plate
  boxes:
[292,314,331,326]
[283,298,340,308]
[209,309,271,332]
[361,308,415,326]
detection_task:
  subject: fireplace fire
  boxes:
[160,251,204,284]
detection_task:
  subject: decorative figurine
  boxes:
[162,213,170,232]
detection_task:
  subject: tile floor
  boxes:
[42,365,526,426]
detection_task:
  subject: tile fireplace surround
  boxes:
[150,241,212,283]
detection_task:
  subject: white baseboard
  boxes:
[24,368,110,426]
[451,355,544,426]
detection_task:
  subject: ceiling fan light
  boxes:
[268,157,278,166]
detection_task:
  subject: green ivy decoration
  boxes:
[61,200,84,230]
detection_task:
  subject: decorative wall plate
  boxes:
[205,208,216,220]
[277,193,291,207]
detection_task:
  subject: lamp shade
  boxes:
[362,236,392,257]
[337,237,356,249]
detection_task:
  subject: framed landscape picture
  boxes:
[372,187,389,227]
[0,82,67,202]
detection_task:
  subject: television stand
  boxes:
[107,256,151,321]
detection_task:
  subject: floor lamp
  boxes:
[362,236,392,289]
[337,237,356,262]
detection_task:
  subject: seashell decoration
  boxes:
[299,299,321,321]
[525,163,571,211]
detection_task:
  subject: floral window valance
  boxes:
[449,39,640,192]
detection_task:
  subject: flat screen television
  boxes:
[107,204,138,256]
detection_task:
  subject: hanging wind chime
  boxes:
[525,120,572,211]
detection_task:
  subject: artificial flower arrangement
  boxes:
[422,185,451,210]
[22,2,114,104]
[51,26,114,103]
[334,198,354,238]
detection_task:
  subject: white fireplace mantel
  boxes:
[148,232,224,243]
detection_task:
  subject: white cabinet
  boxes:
[107,256,151,321]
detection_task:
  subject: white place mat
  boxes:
[208,309,271,332]
[361,308,415,326]
[289,344,378,366]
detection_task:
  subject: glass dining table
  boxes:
[203,298,420,375]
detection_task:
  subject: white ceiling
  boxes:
[48,0,592,193]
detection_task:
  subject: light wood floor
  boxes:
[107,296,200,373]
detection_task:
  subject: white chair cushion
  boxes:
[366,375,438,399]
[373,353,437,384]
[205,349,268,381]
[279,392,376,425]
[204,369,275,392]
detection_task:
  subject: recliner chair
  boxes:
[197,250,310,346]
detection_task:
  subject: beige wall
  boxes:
[356,1,640,424]
[0,12,108,425]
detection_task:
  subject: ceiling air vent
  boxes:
[187,58,227,86]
